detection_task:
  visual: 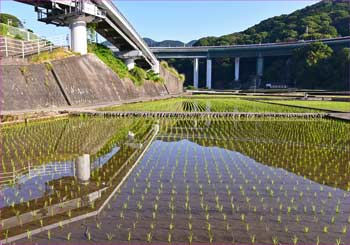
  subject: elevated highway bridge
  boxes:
[16,0,159,72]
[151,37,350,89]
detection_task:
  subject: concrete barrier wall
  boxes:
[1,54,183,111]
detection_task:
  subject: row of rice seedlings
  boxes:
[100,97,322,113]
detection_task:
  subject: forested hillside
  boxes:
[195,0,349,46]
[166,0,349,90]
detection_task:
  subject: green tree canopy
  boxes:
[0,13,23,28]
[195,0,349,46]
[294,42,333,66]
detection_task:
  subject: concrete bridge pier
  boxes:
[257,54,264,77]
[193,58,199,88]
[234,57,240,81]
[206,58,212,89]
[76,154,91,184]
[125,58,136,70]
[152,61,160,74]
[70,17,88,55]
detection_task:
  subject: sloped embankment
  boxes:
[1,54,183,111]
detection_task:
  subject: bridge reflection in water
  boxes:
[0,146,120,208]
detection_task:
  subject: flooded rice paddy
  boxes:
[100,97,323,113]
[1,113,350,244]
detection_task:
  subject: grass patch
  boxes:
[29,48,75,63]
[264,100,350,112]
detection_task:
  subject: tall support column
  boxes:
[193,58,199,88]
[257,55,264,77]
[70,18,88,55]
[206,58,212,89]
[152,61,160,74]
[125,58,135,70]
[234,57,240,81]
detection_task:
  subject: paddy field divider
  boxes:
[70,110,328,118]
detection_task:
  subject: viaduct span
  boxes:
[151,37,350,89]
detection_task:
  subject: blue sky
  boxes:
[1,0,319,43]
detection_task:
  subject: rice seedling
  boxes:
[66,232,72,241]
[2,111,350,244]
[292,235,298,245]
[106,232,114,241]
[272,236,278,245]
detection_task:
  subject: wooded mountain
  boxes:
[195,0,349,46]
[165,0,349,90]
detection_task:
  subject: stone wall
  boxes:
[1,54,183,111]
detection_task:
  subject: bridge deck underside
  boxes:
[96,21,133,51]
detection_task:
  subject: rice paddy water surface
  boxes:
[1,98,350,244]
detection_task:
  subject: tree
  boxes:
[295,42,333,67]
[0,13,23,28]
[193,0,347,47]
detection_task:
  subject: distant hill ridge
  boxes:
[194,0,349,46]
[143,38,197,47]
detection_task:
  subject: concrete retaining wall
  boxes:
[160,65,183,95]
[1,63,68,111]
[1,54,183,111]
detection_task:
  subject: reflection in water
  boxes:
[2,116,350,244]
[23,139,349,244]
[159,118,350,190]
[0,146,120,208]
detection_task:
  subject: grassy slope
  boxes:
[88,43,164,86]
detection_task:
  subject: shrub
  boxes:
[14,34,23,40]
[130,67,147,86]
[146,70,165,83]
[186,85,195,90]
[160,60,169,69]
[178,74,185,83]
